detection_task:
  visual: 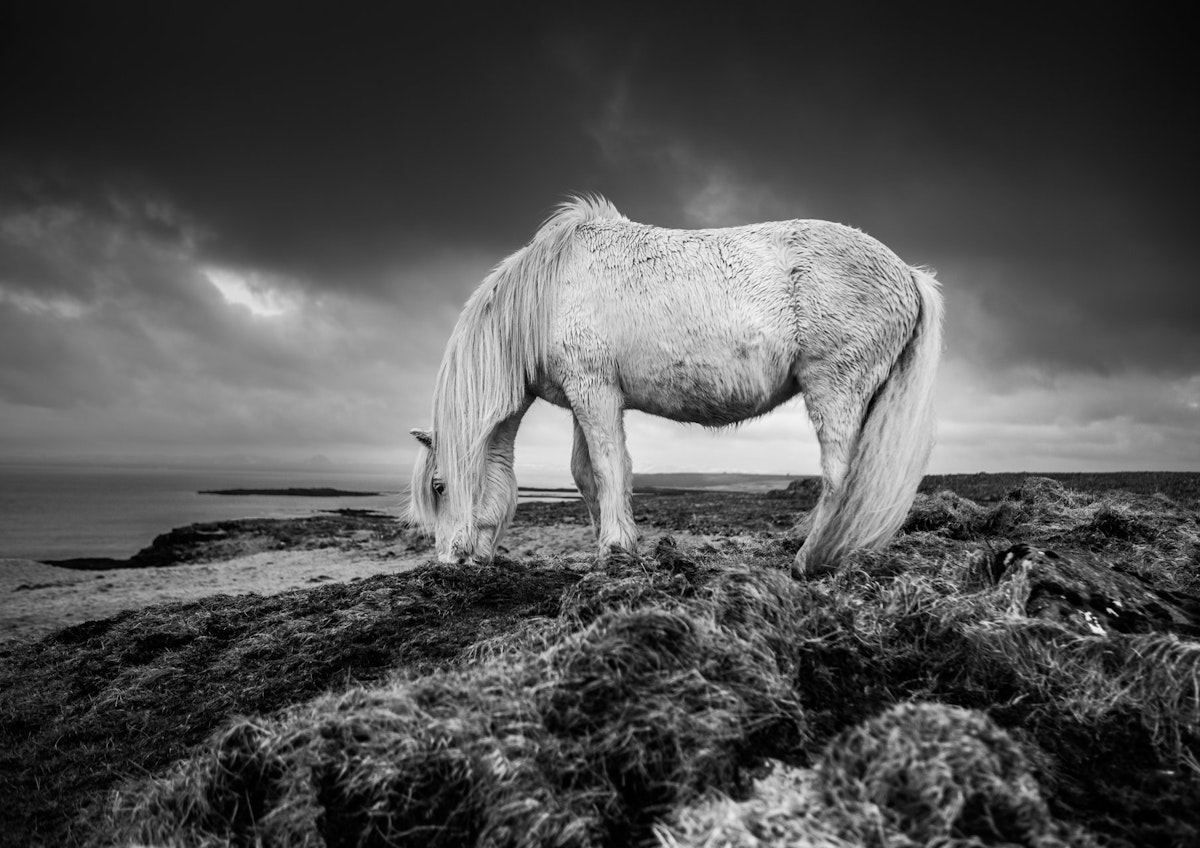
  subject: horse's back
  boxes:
[563,217,914,313]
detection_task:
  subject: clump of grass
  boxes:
[979,624,1200,844]
[561,568,692,627]
[980,478,1196,567]
[812,701,1086,847]
[709,565,900,739]
[981,476,1093,539]
[1087,502,1156,542]
[753,548,1200,847]
[0,561,581,847]
[964,618,1200,760]
[657,760,852,848]
[106,575,808,847]
[115,674,556,847]
[541,607,805,838]
[903,489,988,539]
[661,703,1097,848]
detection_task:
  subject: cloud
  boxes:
[203,268,298,318]
[939,253,1199,380]
[934,360,1200,472]
[0,192,486,461]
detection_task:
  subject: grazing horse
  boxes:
[409,196,943,577]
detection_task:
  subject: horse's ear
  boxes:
[410,428,434,449]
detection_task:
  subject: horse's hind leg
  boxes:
[794,378,871,578]
[570,414,600,537]
[566,383,638,557]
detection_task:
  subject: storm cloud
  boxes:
[1,3,1196,474]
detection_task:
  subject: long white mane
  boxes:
[410,196,627,530]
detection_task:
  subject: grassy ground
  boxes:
[1,473,1198,847]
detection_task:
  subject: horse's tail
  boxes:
[797,267,944,575]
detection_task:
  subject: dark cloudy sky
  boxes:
[2,3,1196,477]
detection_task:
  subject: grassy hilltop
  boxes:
[1,473,1199,847]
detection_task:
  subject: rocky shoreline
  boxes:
[40,509,408,571]
[198,487,383,497]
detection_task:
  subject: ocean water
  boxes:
[0,463,411,561]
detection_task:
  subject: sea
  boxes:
[0,462,416,562]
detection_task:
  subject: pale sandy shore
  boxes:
[0,523,600,647]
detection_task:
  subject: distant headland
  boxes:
[198,488,382,497]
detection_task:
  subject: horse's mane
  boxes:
[410,195,627,530]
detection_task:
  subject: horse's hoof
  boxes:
[599,544,640,570]
[791,558,836,581]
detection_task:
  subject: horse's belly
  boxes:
[548,267,801,424]
[618,344,799,426]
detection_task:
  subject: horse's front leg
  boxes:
[567,384,638,557]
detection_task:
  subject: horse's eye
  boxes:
[432,480,446,497]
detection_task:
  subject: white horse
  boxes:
[409,196,943,577]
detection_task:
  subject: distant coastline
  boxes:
[0,465,406,562]
[199,488,382,497]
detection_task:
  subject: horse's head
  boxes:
[408,427,518,564]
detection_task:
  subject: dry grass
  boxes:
[0,561,579,847]
[661,702,1099,848]
[2,474,1198,847]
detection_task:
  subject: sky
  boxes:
[1,3,1197,482]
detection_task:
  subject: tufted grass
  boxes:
[1,474,1197,847]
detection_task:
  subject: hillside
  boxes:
[1,473,1198,847]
